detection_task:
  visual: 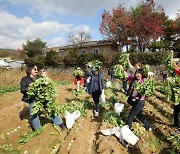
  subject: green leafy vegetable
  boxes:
[59,100,92,116]
[103,111,125,127]
[134,78,155,97]
[87,60,102,70]
[118,54,130,70]
[163,51,175,76]
[113,64,127,80]
[27,77,60,117]
[142,64,151,74]
[163,76,180,105]
[73,69,84,77]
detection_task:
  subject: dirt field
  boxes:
[0,71,179,154]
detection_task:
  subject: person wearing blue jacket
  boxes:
[87,67,104,117]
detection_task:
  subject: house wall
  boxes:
[55,44,118,57]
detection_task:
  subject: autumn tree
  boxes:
[130,0,166,52]
[162,11,180,52]
[99,5,133,51]
[100,0,166,52]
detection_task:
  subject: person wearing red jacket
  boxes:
[174,62,180,76]
[74,67,84,91]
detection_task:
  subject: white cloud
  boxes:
[46,37,64,47]
[0,10,90,49]
[73,25,90,33]
[6,0,120,17]
[5,0,179,19]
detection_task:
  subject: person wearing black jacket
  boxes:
[20,64,66,130]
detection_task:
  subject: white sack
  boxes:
[65,110,81,129]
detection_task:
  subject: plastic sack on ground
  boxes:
[114,103,124,115]
[101,125,139,147]
[65,110,81,129]
[101,127,120,136]
[100,91,106,105]
[106,81,112,88]
[118,83,122,90]
[118,125,139,146]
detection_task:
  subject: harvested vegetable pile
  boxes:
[163,76,180,105]
[118,54,130,70]
[58,100,92,116]
[142,64,151,74]
[134,78,155,97]
[113,64,127,80]
[27,77,60,117]
[87,60,102,70]
[73,69,84,77]
[163,51,174,75]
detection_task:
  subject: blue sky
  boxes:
[0,0,179,49]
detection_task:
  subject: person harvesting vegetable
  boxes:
[126,69,151,131]
[126,62,142,95]
[87,67,105,117]
[20,64,66,130]
[73,67,84,91]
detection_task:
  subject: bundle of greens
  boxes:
[113,64,127,80]
[163,76,180,105]
[118,54,130,70]
[134,77,155,97]
[27,77,59,117]
[58,100,92,116]
[73,69,84,77]
[142,64,151,74]
[163,51,174,75]
[87,60,102,70]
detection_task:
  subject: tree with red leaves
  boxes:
[99,0,166,52]
[131,0,166,52]
[99,5,133,52]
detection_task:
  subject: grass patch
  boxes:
[19,125,46,145]
[0,86,20,96]
[57,80,71,86]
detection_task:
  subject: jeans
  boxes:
[29,101,63,130]
[123,80,128,93]
[174,104,180,127]
[92,90,101,113]
[109,75,114,83]
[126,96,150,129]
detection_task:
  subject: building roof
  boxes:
[47,40,115,52]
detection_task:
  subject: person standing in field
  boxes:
[87,67,105,117]
[125,62,142,95]
[107,67,114,83]
[20,64,66,130]
[126,69,151,131]
[74,67,84,91]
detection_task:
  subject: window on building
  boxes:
[59,49,65,56]
[80,49,86,54]
[93,48,99,54]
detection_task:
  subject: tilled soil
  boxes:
[0,82,179,154]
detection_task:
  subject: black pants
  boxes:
[92,90,101,112]
[126,96,150,129]
[174,104,180,128]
